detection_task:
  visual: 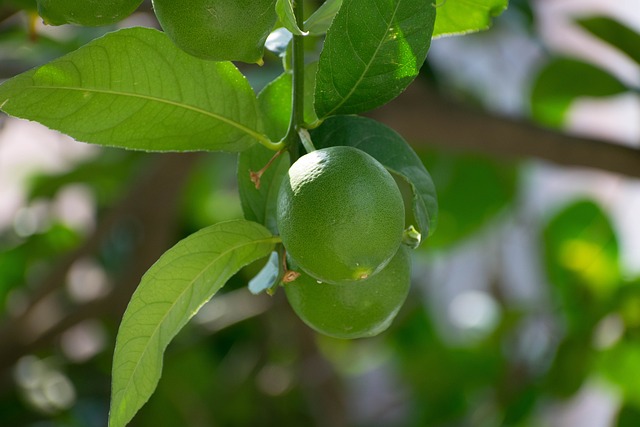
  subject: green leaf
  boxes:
[108,220,278,427]
[418,149,516,249]
[0,27,267,152]
[577,16,640,66]
[314,0,435,118]
[543,199,620,331]
[276,0,307,35]
[248,251,280,294]
[310,115,438,239]
[598,341,640,408]
[257,62,319,141]
[433,0,508,38]
[305,0,343,36]
[616,403,640,427]
[531,58,628,128]
[237,144,289,234]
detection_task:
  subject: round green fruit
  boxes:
[37,0,143,26]
[151,0,277,63]
[277,146,405,284]
[285,246,412,339]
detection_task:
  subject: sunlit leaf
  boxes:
[0,27,266,152]
[109,220,278,427]
[314,0,435,118]
[433,0,508,38]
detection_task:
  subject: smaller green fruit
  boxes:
[285,247,412,339]
[37,0,143,26]
[277,146,405,284]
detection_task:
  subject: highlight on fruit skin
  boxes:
[277,145,405,284]
[285,246,412,340]
[151,0,277,63]
[37,0,143,26]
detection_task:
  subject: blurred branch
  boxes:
[370,81,640,179]
[0,152,202,376]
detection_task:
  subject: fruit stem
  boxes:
[284,0,305,162]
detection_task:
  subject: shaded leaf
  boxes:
[237,144,289,234]
[305,0,343,36]
[418,149,516,249]
[276,0,307,35]
[257,62,319,141]
[310,115,437,238]
[434,0,508,38]
[0,27,266,152]
[530,58,628,127]
[109,220,278,427]
[578,16,640,66]
[314,0,435,118]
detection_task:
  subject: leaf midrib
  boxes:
[28,85,265,142]
[321,0,403,118]
[112,233,278,425]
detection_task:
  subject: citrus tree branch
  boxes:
[370,80,640,179]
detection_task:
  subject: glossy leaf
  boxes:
[577,16,640,66]
[433,0,508,38]
[305,0,343,36]
[109,220,278,427]
[310,115,438,238]
[276,0,307,35]
[0,27,266,152]
[530,58,628,128]
[314,0,435,118]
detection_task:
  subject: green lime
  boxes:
[37,0,143,26]
[151,0,277,63]
[285,246,412,339]
[277,146,405,284]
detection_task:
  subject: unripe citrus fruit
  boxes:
[151,0,277,63]
[37,0,143,26]
[285,246,412,339]
[277,146,405,284]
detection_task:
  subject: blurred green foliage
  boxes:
[1,1,639,427]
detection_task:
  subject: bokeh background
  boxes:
[1,0,640,426]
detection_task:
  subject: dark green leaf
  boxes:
[305,0,343,36]
[433,0,508,38]
[577,16,640,66]
[311,115,438,239]
[531,58,628,127]
[109,220,278,427]
[0,27,267,152]
[314,0,435,118]
[616,404,640,427]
